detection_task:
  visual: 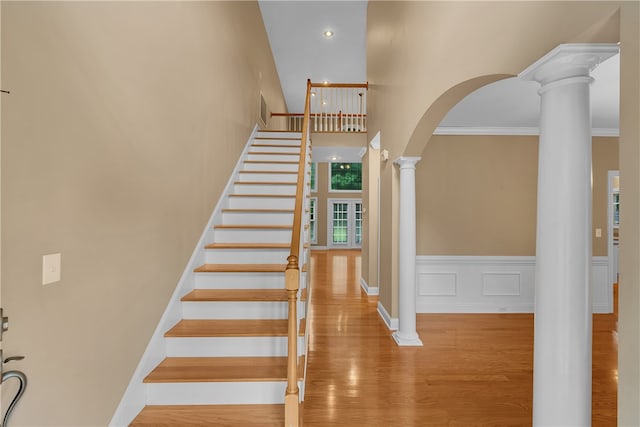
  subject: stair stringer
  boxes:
[109,125,260,427]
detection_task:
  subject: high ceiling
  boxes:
[259,1,367,113]
[259,1,620,136]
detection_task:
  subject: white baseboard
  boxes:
[377,301,398,330]
[415,255,612,314]
[360,277,379,296]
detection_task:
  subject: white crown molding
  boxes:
[433,126,619,137]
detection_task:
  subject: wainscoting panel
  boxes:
[416,256,612,314]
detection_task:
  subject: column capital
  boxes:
[393,156,421,169]
[519,43,618,86]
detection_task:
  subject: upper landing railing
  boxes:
[273,82,368,133]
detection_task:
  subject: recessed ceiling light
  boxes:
[331,156,337,161]
[323,30,334,38]
[311,91,316,97]
[322,80,329,85]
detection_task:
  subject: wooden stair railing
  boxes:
[272,82,368,133]
[284,79,312,427]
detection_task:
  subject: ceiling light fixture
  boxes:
[323,30,334,38]
[322,80,329,85]
[311,91,316,97]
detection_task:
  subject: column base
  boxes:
[392,331,423,346]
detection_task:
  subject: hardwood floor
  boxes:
[302,250,617,426]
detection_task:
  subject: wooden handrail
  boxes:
[310,82,369,89]
[272,112,367,118]
[284,78,312,427]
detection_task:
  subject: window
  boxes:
[310,162,317,192]
[309,198,317,244]
[329,162,362,192]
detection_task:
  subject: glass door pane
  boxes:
[355,202,362,245]
[332,202,349,244]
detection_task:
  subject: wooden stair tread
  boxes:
[214,224,292,229]
[181,289,288,302]
[234,181,296,185]
[130,404,284,426]
[251,143,301,148]
[143,357,303,383]
[165,319,288,337]
[244,160,299,164]
[222,208,294,213]
[248,151,300,156]
[194,264,287,273]
[239,170,297,174]
[254,136,300,139]
[228,194,295,198]
[205,242,291,249]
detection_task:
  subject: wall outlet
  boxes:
[42,253,61,285]
[595,228,602,238]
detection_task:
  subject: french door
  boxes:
[328,199,362,248]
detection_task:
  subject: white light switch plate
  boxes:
[595,228,602,238]
[43,253,61,285]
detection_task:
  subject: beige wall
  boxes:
[361,146,380,289]
[367,1,639,421]
[311,162,362,247]
[367,0,626,317]
[618,2,640,424]
[416,135,618,257]
[0,2,286,425]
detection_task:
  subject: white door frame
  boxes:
[327,198,362,249]
[607,170,620,287]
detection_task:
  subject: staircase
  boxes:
[113,129,310,426]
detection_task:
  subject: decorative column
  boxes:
[519,43,619,426]
[392,156,423,346]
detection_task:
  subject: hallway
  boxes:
[302,250,617,426]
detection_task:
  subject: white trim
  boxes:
[415,255,612,314]
[360,277,379,296]
[110,125,260,426]
[369,131,381,150]
[433,126,619,137]
[377,301,398,330]
[309,245,330,250]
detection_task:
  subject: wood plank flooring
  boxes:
[301,250,617,426]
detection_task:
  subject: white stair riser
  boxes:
[251,146,301,154]
[247,153,300,162]
[205,249,290,264]
[213,228,292,243]
[243,162,298,172]
[146,382,287,405]
[221,211,294,225]
[238,172,298,182]
[233,184,296,195]
[255,132,301,140]
[195,272,285,289]
[182,301,288,319]
[227,196,295,209]
[165,336,305,358]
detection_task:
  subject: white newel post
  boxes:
[519,44,619,426]
[393,156,423,346]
